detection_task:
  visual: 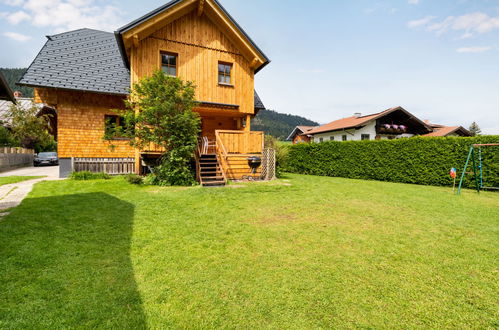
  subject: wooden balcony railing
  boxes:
[215,130,264,155]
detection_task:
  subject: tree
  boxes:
[5,101,55,152]
[109,70,201,186]
[469,122,482,136]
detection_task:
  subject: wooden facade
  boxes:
[35,88,134,159]
[29,0,270,181]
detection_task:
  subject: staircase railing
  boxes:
[215,133,229,183]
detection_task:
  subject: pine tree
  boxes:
[469,122,482,136]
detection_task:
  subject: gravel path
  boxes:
[0,166,62,215]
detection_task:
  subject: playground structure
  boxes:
[457,143,499,194]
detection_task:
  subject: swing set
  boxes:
[457,143,499,194]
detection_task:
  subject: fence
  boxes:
[72,158,135,175]
[215,130,264,154]
[0,147,34,172]
[261,148,276,181]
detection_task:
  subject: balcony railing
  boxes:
[215,130,264,154]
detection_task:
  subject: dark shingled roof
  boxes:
[19,28,131,95]
[254,91,265,110]
[19,28,266,110]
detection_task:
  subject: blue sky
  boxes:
[1,0,498,134]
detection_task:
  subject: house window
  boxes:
[161,52,177,77]
[342,135,347,141]
[105,115,129,139]
[218,62,232,85]
[319,137,324,143]
[361,134,370,140]
[330,136,334,141]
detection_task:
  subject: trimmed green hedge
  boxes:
[285,136,499,188]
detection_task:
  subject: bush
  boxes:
[143,174,159,186]
[69,171,111,181]
[285,136,499,188]
[125,174,143,185]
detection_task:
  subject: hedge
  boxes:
[285,136,499,189]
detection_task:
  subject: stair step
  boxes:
[201,176,225,180]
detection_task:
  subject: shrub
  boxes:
[69,171,111,181]
[285,136,499,188]
[143,174,158,186]
[125,174,143,185]
[106,71,201,186]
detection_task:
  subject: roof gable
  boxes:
[115,0,269,72]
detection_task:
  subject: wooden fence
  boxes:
[72,158,135,175]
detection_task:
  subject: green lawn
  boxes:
[0,176,43,186]
[0,174,497,328]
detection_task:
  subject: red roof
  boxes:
[307,107,407,135]
[422,126,471,137]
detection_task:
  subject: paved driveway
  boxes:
[0,165,60,179]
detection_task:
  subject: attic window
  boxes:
[161,52,177,77]
[218,62,232,85]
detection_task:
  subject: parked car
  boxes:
[34,152,58,166]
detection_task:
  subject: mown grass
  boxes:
[0,174,497,328]
[0,176,43,186]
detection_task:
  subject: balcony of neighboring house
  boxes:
[374,110,431,140]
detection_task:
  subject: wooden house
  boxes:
[287,126,318,144]
[19,0,270,184]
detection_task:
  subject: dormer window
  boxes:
[218,62,232,85]
[161,52,177,77]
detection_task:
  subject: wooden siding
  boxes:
[225,154,262,180]
[35,88,134,159]
[130,10,255,115]
[216,130,264,154]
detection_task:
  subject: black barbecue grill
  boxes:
[246,156,262,180]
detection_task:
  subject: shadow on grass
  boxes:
[0,193,146,328]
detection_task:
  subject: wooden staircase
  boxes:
[198,154,226,187]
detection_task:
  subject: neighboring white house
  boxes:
[306,106,471,142]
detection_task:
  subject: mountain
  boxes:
[253,109,319,140]
[0,68,34,97]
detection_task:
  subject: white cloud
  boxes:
[410,12,499,38]
[3,31,31,41]
[6,10,30,24]
[456,46,492,53]
[408,0,420,5]
[407,16,435,28]
[2,0,25,6]
[0,0,124,32]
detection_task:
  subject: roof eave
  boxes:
[16,83,130,97]
[114,31,130,69]
[0,72,16,104]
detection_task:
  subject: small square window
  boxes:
[161,53,177,77]
[319,137,324,143]
[342,135,347,141]
[361,134,370,140]
[218,62,232,85]
[330,136,334,141]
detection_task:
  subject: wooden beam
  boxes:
[123,0,197,43]
[197,0,205,16]
[133,34,139,48]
